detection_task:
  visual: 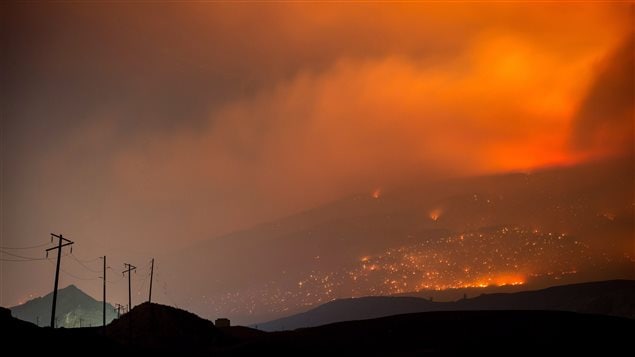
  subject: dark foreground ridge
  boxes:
[258,279,635,331]
[106,302,220,354]
[2,302,633,356]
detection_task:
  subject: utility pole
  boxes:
[115,303,123,318]
[46,233,74,328]
[123,263,136,312]
[100,256,107,327]
[148,258,154,303]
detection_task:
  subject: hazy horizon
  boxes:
[1,3,633,325]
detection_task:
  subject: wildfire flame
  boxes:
[429,208,443,221]
[371,188,381,199]
[470,274,526,288]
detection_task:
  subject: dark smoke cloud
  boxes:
[570,34,634,155]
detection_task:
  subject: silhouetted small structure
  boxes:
[215,318,230,327]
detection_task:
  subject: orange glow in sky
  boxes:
[2,3,633,320]
[102,3,633,228]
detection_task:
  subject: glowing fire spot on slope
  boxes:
[429,208,443,221]
[471,274,526,288]
[600,212,616,221]
[17,293,38,306]
[371,188,382,199]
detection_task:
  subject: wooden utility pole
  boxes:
[100,256,107,327]
[123,263,136,312]
[115,303,124,318]
[46,233,74,328]
[148,258,154,303]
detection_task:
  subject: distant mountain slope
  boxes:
[166,157,634,324]
[453,279,635,316]
[257,280,635,331]
[255,296,434,331]
[10,284,117,328]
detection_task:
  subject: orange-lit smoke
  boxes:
[118,32,627,229]
[29,3,634,245]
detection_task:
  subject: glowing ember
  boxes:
[371,188,382,199]
[429,208,443,221]
[600,212,616,221]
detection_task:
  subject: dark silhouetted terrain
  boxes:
[105,302,220,354]
[258,280,635,331]
[2,302,633,356]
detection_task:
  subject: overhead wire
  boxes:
[135,267,151,300]
[69,253,101,273]
[154,271,179,308]
[0,257,48,262]
[129,259,153,303]
[2,237,157,301]
[0,242,51,250]
[59,266,100,281]
[70,254,101,263]
[45,256,99,281]
[0,249,48,261]
[107,272,125,284]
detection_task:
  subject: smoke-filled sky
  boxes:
[1,3,633,312]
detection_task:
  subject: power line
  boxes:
[136,268,150,299]
[149,258,154,303]
[0,249,47,261]
[107,274,124,284]
[115,303,124,318]
[60,266,100,281]
[70,254,101,263]
[155,272,178,308]
[101,256,106,328]
[0,257,49,262]
[0,242,51,250]
[69,253,101,273]
[46,258,98,281]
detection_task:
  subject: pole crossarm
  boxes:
[46,241,73,252]
[50,233,73,243]
[122,263,137,274]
